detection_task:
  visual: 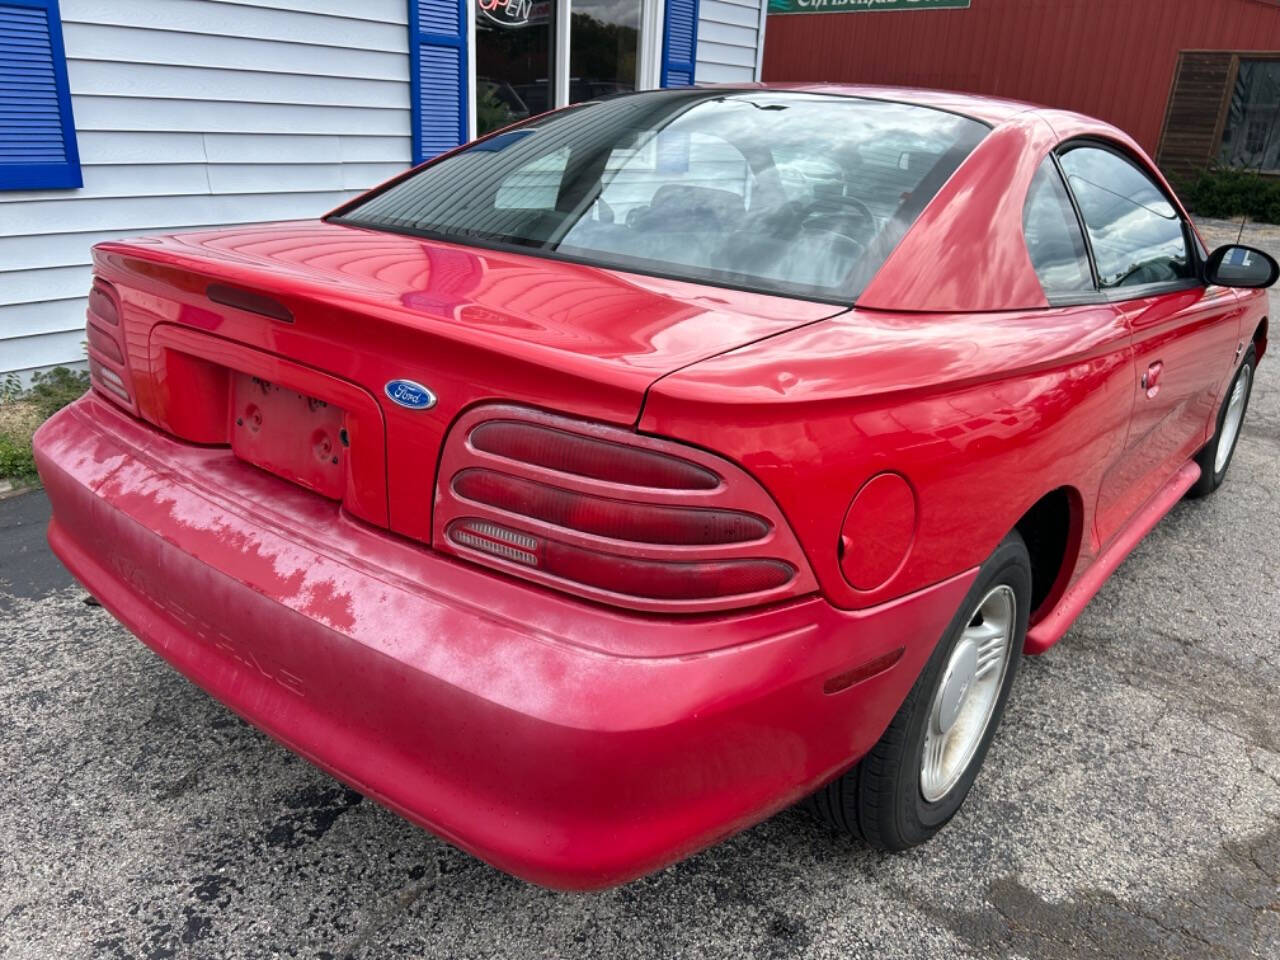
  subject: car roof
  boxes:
[704,82,1045,127]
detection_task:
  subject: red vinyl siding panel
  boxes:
[762,0,1280,153]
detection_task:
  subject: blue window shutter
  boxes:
[409,0,468,164]
[661,0,700,88]
[0,0,80,190]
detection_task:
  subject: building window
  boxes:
[475,0,557,136]
[413,0,700,157]
[473,0,688,137]
[1219,59,1280,173]
[0,0,81,191]
[570,0,642,104]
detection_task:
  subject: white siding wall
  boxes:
[0,0,413,378]
[696,0,766,84]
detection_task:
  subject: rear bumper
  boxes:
[34,394,976,889]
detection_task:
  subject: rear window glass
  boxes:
[334,90,988,303]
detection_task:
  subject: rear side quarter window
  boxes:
[1022,157,1095,300]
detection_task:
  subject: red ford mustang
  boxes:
[34,85,1275,889]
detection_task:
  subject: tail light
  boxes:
[434,405,817,613]
[86,279,137,413]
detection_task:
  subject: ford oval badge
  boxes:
[384,379,437,410]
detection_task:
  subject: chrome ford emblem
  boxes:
[384,379,437,410]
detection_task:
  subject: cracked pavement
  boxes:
[1,219,1278,959]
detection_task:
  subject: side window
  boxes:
[1058,146,1193,290]
[1022,158,1094,297]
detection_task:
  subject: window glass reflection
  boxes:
[340,91,988,302]
[1220,60,1280,173]
[1059,147,1192,290]
[569,0,641,103]
[1022,158,1094,296]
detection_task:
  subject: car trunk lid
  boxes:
[91,219,843,541]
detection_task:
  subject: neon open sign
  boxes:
[477,0,548,27]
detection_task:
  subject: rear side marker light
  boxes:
[453,468,769,545]
[823,648,905,695]
[470,420,719,490]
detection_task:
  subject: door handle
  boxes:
[1141,361,1164,398]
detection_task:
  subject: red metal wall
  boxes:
[762,0,1280,153]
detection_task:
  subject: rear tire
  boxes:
[1189,346,1255,499]
[808,531,1030,850]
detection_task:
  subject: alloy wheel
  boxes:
[1215,363,1251,475]
[920,584,1016,803]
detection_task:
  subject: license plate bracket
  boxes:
[231,374,346,500]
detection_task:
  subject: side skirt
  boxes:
[1024,460,1201,655]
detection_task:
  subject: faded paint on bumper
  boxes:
[33,394,976,889]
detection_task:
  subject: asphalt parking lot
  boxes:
[2,219,1278,960]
